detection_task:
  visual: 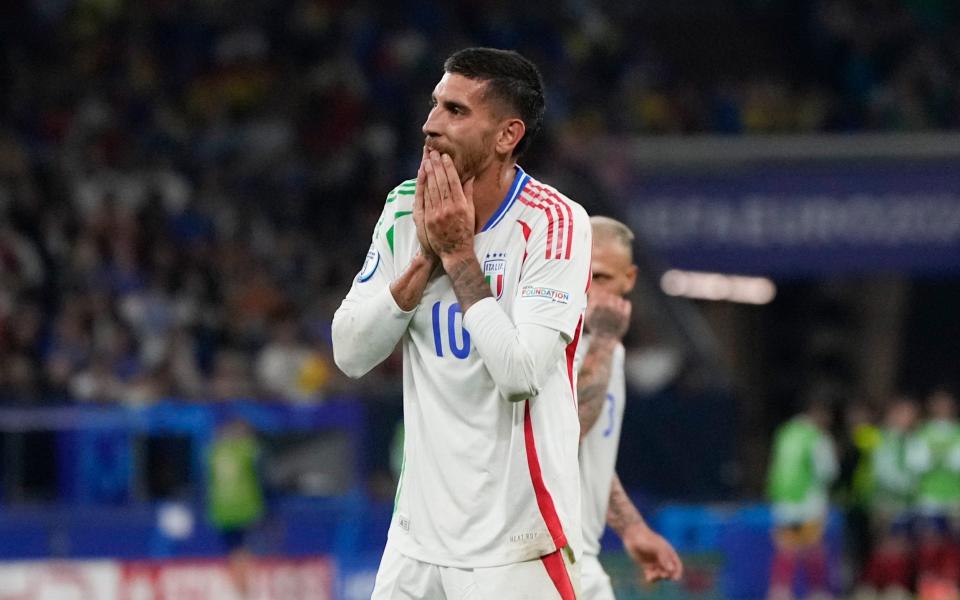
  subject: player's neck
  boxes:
[471,159,518,233]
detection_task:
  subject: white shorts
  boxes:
[580,554,615,600]
[371,540,581,600]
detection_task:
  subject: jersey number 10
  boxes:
[431,301,471,359]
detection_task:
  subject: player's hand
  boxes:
[413,148,439,265]
[422,149,475,264]
[622,523,683,583]
[585,290,631,340]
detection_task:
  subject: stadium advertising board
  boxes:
[0,561,118,599]
[623,160,960,275]
[0,557,333,600]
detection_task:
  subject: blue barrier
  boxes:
[0,398,366,506]
[0,498,387,560]
[0,399,373,562]
[649,504,844,600]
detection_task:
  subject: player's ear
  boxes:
[624,265,638,295]
[496,118,526,156]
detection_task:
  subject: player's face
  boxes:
[422,73,501,181]
[590,240,637,298]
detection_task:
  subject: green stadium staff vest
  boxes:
[208,436,265,530]
[768,418,824,504]
[871,429,914,511]
[914,420,960,506]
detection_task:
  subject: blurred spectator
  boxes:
[767,394,839,600]
[255,315,329,403]
[208,349,255,401]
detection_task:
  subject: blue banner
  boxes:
[625,160,960,275]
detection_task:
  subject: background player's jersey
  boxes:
[339,166,591,568]
[576,336,627,556]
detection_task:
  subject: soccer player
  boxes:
[576,216,683,599]
[332,48,591,598]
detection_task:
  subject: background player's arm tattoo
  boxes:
[607,472,647,537]
[443,254,492,313]
[577,334,618,438]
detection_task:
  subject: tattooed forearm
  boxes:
[607,473,646,537]
[390,252,441,312]
[578,335,618,438]
[444,254,493,313]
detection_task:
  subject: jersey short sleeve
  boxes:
[513,203,591,341]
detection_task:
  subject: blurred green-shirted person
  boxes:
[767,396,838,600]
[906,388,960,587]
[907,389,960,521]
[855,397,919,597]
[208,418,265,596]
[871,398,920,529]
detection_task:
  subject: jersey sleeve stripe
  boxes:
[529,185,565,259]
[523,401,569,552]
[544,195,566,259]
[530,184,564,258]
[528,182,576,260]
[518,193,557,259]
[537,182,575,260]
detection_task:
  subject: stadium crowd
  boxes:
[2,0,960,406]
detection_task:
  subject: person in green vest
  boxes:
[855,396,919,597]
[767,395,839,600]
[208,417,265,597]
[908,389,960,520]
[906,388,960,584]
[870,397,920,531]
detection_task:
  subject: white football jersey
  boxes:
[577,335,627,556]
[339,166,591,568]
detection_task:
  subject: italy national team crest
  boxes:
[483,253,507,300]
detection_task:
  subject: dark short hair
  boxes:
[443,47,545,157]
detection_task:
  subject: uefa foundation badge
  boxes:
[483,253,506,300]
[357,244,380,282]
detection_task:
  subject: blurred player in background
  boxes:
[333,47,591,598]
[766,395,839,600]
[576,216,683,599]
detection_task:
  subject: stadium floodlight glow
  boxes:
[659,269,777,305]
